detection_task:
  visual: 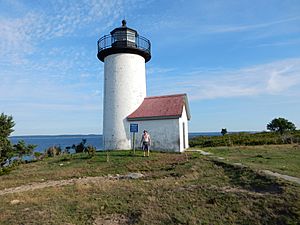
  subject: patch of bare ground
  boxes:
[178,184,265,196]
[1,151,299,224]
[93,214,128,225]
[93,211,142,225]
[262,170,300,185]
[0,173,144,196]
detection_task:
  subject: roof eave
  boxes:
[127,115,180,121]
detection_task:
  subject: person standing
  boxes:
[141,130,151,157]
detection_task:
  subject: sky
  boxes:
[1,0,300,135]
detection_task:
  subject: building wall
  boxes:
[103,53,146,150]
[178,105,189,152]
[130,106,189,152]
[130,119,181,152]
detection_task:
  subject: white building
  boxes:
[97,20,191,152]
[128,94,191,152]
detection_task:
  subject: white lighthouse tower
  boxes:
[97,20,151,150]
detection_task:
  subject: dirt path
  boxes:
[1,149,299,196]
[262,170,300,185]
[187,149,300,185]
[0,173,144,196]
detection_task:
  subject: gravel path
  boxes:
[0,173,144,196]
[2,148,299,196]
[262,170,300,185]
[188,149,300,185]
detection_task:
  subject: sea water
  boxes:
[9,132,221,153]
[9,135,103,153]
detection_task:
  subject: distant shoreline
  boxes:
[10,131,258,138]
[8,131,259,153]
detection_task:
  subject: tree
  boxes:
[13,140,36,160]
[86,145,96,157]
[72,139,89,153]
[221,128,227,136]
[267,117,296,134]
[74,139,86,153]
[45,145,61,157]
[1,113,36,167]
[0,113,15,167]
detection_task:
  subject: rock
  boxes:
[10,199,21,205]
[233,162,246,167]
[120,173,144,179]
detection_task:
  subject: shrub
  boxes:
[1,113,36,171]
[73,139,87,153]
[189,130,300,148]
[85,145,96,156]
[71,139,97,156]
[45,146,62,157]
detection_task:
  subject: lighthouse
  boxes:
[97,20,151,150]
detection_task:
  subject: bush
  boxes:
[34,152,44,160]
[1,113,36,172]
[85,145,96,156]
[189,130,300,148]
[73,139,87,153]
[0,161,20,175]
[45,146,62,157]
[71,139,97,156]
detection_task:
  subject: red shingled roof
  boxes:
[127,94,191,121]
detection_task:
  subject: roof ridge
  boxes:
[145,93,186,99]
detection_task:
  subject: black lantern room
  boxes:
[97,20,151,62]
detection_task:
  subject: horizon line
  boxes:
[9,130,261,138]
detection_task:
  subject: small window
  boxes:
[126,30,135,42]
[113,30,127,42]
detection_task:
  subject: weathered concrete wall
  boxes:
[103,53,146,150]
[130,119,181,152]
[130,106,189,152]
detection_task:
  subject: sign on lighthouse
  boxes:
[97,20,151,150]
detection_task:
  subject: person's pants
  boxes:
[142,142,150,151]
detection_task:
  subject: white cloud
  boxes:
[147,66,175,75]
[201,16,300,34]
[0,0,124,64]
[266,63,300,93]
[0,13,36,64]
[254,39,300,48]
[148,58,300,100]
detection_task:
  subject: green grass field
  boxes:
[201,144,300,178]
[0,148,299,224]
[189,131,300,148]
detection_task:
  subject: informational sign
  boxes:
[130,124,138,154]
[130,123,138,133]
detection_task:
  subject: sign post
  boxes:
[130,124,138,155]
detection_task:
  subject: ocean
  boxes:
[9,132,220,153]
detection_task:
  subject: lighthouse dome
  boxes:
[97,20,151,62]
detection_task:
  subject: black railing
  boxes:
[97,34,151,55]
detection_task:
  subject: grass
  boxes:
[0,149,299,224]
[202,144,300,178]
[189,130,300,148]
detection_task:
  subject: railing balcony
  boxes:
[97,33,151,62]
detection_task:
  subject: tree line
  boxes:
[190,117,298,148]
[1,113,98,175]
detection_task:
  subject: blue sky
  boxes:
[1,0,300,135]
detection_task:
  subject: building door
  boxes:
[183,122,186,149]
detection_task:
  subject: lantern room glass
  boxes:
[111,30,136,44]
